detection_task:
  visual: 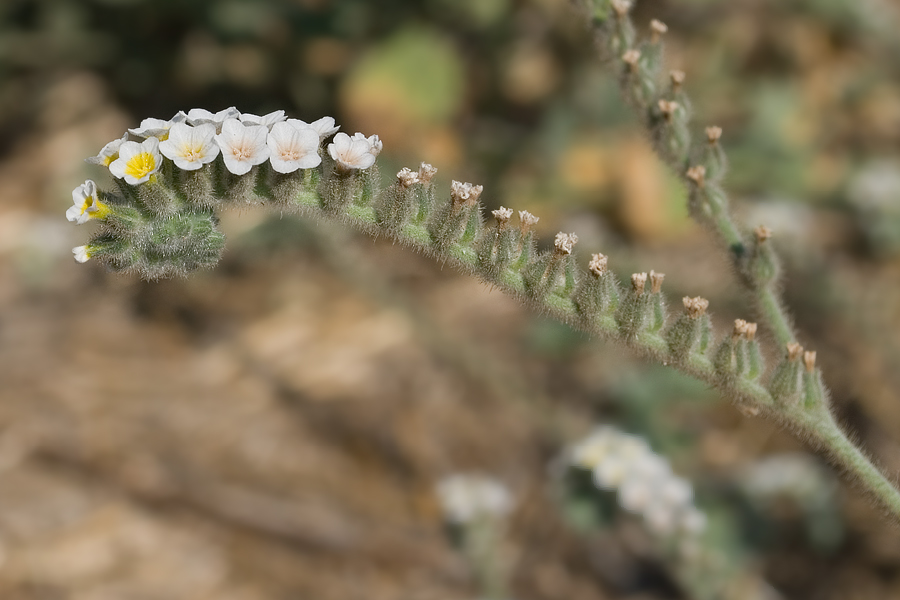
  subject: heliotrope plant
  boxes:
[66,0,900,525]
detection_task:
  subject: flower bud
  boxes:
[769,342,805,406]
[575,253,621,332]
[666,296,713,373]
[747,225,780,288]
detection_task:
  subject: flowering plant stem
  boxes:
[68,6,900,524]
[584,0,900,519]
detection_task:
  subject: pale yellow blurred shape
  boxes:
[616,136,687,241]
[502,43,560,105]
[560,141,611,193]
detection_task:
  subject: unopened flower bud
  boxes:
[622,49,641,70]
[670,70,685,91]
[787,342,803,362]
[589,253,608,276]
[682,296,709,318]
[649,270,665,293]
[492,206,513,224]
[706,126,722,144]
[519,210,539,230]
[397,167,419,187]
[755,225,773,242]
[554,232,578,255]
[686,165,706,188]
[418,162,438,184]
[803,350,817,373]
[650,19,668,43]
[611,0,632,17]
[450,180,483,206]
[631,272,648,295]
[658,100,678,121]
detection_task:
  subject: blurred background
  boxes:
[1,0,900,598]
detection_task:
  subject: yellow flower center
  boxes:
[124,152,157,180]
[80,195,111,220]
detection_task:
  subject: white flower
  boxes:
[644,502,678,536]
[73,245,91,263]
[215,119,270,176]
[240,110,287,129]
[570,430,615,469]
[658,477,693,507]
[109,138,162,185]
[266,121,321,173]
[287,116,340,142]
[619,478,655,513]
[186,107,240,132]
[351,132,383,156]
[436,474,513,524]
[66,180,109,224]
[629,453,671,482]
[85,133,128,166]
[159,123,219,171]
[128,111,187,140]
[593,455,628,489]
[327,132,377,170]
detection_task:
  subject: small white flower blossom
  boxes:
[327,132,377,171]
[186,107,241,132]
[85,133,128,166]
[436,474,514,524]
[351,132,383,156]
[240,110,287,129]
[287,116,340,142]
[593,455,628,489]
[266,121,321,173]
[215,119,270,176]
[73,245,91,263]
[159,123,219,171]
[396,167,419,187]
[66,180,109,224]
[109,137,162,185]
[619,478,655,513]
[128,111,187,140]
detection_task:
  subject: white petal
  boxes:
[73,246,90,263]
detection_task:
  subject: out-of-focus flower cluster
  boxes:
[569,426,706,540]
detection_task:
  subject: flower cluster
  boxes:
[66,108,381,275]
[436,474,514,525]
[83,109,349,187]
[569,426,707,539]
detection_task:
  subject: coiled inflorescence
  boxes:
[67,108,375,278]
[66,106,829,417]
